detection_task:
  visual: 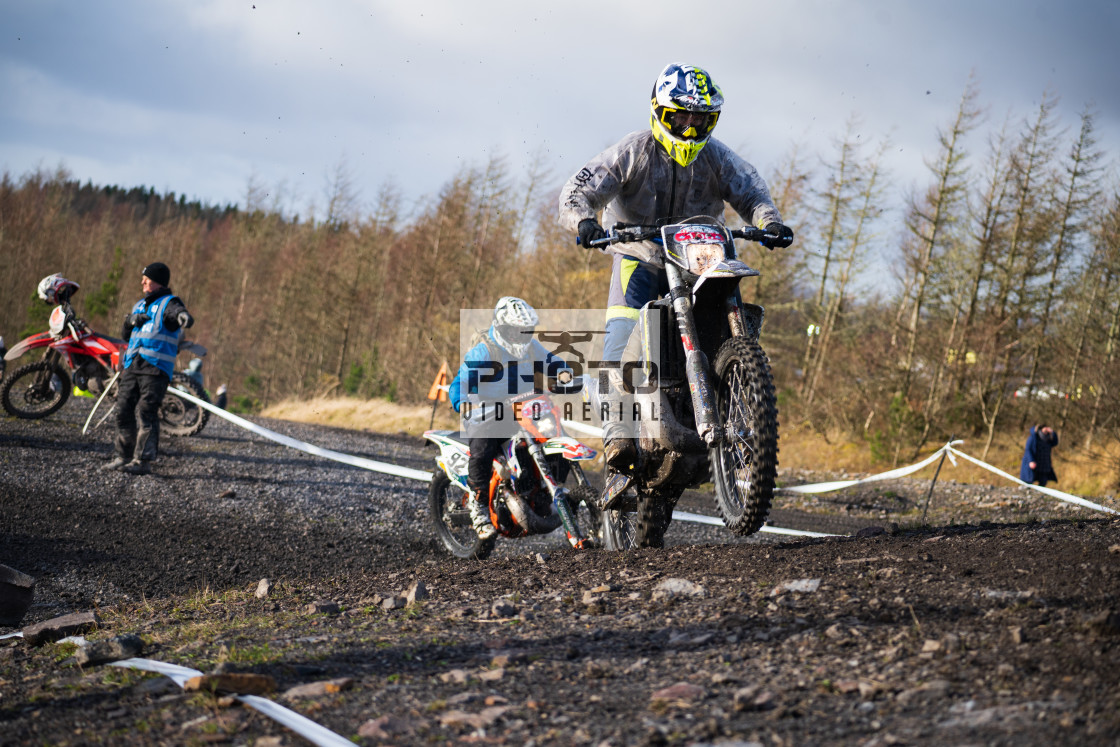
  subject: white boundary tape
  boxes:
[672,510,837,537]
[168,386,432,482]
[167,388,825,533]
[944,445,1118,515]
[776,439,1118,516]
[559,418,608,438]
[0,637,352,745]
[109,658,354,746]
[168,391,1116,531]
[777,446,951,494]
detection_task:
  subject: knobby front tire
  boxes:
[428,472,495,560]
[0,360,71,419]
[710,337,779,535]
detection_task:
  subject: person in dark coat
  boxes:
[102,262,193,475]
[1019,424,1058,486]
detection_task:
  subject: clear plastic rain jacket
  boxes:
[558,130,783,266]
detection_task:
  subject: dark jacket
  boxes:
[1019,426,1058,485]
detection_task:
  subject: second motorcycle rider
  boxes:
[448,297,594,548]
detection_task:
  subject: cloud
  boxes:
[0,0,1116,220]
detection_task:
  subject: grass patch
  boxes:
[261,395,457,436]
[778,424,1118,496]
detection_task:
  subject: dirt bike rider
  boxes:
[558,62,794,472]
[102,262,194,475]
[447,297,593,548]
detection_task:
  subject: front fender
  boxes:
[4,332,54,361]
[542,437,597,461]
[423,430,471,488]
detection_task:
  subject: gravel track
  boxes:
[2,401,1118,746]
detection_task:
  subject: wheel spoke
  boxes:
[722,360,760,510]
[710,337,777,536]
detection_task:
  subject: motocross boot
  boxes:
[600,364,638,473]
[123,459,151,475]
[602,419,637,473]
[466,481,496,540]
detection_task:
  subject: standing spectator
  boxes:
[102,262,193,475]
[1019,424,1058,487]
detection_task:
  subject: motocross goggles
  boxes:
[657,106,719,141]
[494,324,535,343]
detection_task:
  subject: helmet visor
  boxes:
[659,107,719,140]
[495,324,535,344]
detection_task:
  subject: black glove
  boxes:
[577,218,607,249]
[176,311,194,329]
[128,312,151,328]
[761,222,794,249]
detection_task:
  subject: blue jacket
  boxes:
[1019,426,1058,485]
[123,294,181,377]
[449,329,568,413]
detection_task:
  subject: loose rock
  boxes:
[23,611,99,646]
[74,633,143,666]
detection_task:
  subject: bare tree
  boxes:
[1018,107,1104,428]
[898,80,982,403]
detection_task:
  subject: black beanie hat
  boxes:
[142,262,171,287]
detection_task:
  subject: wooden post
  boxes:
[921,436,953,524]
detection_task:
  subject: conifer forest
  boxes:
[2,84,1118,478]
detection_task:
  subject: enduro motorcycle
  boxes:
[423,392,601,559]
[1,284,210,437]
[585,218,781,549]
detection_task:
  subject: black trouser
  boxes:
[467,437,507,495]
[114,364,169,461]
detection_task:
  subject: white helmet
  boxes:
[490,296,539,358]
[37,274,80,304]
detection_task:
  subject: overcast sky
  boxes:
[2,0,1117,225]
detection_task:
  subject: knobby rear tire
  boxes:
[637,493,672,548]
[0,360,71,419]
[161,372,210,437]
[710,337,779,536]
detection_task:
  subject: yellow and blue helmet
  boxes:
[650,63,723,167]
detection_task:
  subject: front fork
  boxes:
[524,440,585,544]
[664,263,720,445]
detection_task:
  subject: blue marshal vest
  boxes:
[123,294,180,377]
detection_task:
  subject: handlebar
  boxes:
[576,223,776,249]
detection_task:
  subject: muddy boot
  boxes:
[123,459,151,475]
[466,482,496,540]
[101,456,129,471]
[603,437,637,473]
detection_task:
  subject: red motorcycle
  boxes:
[0,274,209,436]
